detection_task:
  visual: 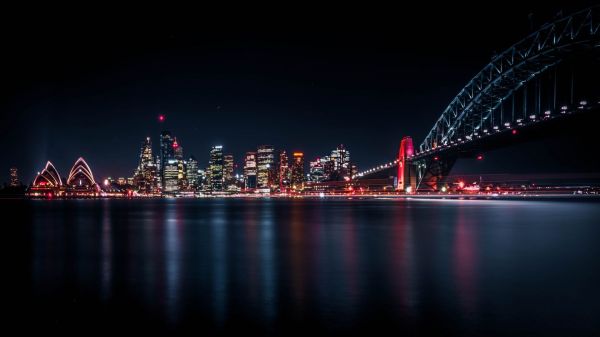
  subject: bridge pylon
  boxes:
[397,136,417,192]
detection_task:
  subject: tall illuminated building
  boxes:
[243,152,257,190]
[209,145,224,192]
[223,154,234,187]
[134,137,158,193]
[279,150,289,192]
[163,159,179,193]
[186,156,198,189]
[309,158,326,182]
[257,145,274,191]
[9,167,19,187]
[331,144,350,172]
[172,138,187,189]
[159,131,175,190]
[290,152,305,191]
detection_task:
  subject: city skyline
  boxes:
[3,2,599,182]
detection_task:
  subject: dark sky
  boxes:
[1,2,598,183]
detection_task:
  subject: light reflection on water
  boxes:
[22,198,600,336]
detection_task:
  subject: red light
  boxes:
[172,140,179,148]
[458,181,465,189]
[159,115,165,122]
[433,156,439,161]
[477,154,484,160]
[512,129,518,135]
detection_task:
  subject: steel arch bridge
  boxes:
[355,6,600,191]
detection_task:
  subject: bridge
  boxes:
[355,6,600,192]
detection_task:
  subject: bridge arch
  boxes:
[419,6,600,154]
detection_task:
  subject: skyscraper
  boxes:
[257,145,274,191]
[223,154,234,187]
[279,150,289,192]
[173,137,183,160]
[186,156,198,189]
[291,152,305,192]
[309,158,326,182]
[163,159,179,193]
[209,145,224,192]
[331,144,351,172]
[172,138,187,189]
[134,137,157,193]
[9,167,19,187]
[243,152,257,190]
[159,131,175,190]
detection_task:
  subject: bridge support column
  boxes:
[397,136,415,192]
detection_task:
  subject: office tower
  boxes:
[257,145,274,190]
[159,131,175,189]
[9,167,19,187]
[223,154,234,187]
[173,137,183,160]
[309,158,326,182]
[209,145,224,192]
[279,150,289,192]
[243,152,257,190]
[134,137,158,193]
[331,144,351,172]
[186,156,198,188]
[163,159,179,193]
[290,152,304,191]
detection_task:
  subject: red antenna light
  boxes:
[477,154,484,160]
[512,129,518,135]
[159,114,165,122]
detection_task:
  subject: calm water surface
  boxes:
[3,198,600,336]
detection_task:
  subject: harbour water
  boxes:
[3,198,600,336]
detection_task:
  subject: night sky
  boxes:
[1,2,598,183]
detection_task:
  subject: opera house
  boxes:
[28,157,101,197]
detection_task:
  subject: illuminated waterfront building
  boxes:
[9,167,19,187]
[133,137,158,194]
[290,152,305,192]
[257,145,274,191]
[331,144,351,172]
[159,131,175,189]
[186,156,198,189]
[279,150,289,192]
[197,169,207,190]
[163,159,179,193]
[309,158,326,182]
[65,158,100,196]
[29,161,62,197]
[209,145,224,192]
[243,152,257,190]
[224,154,234,187]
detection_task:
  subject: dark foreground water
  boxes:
[2,198,600,336]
